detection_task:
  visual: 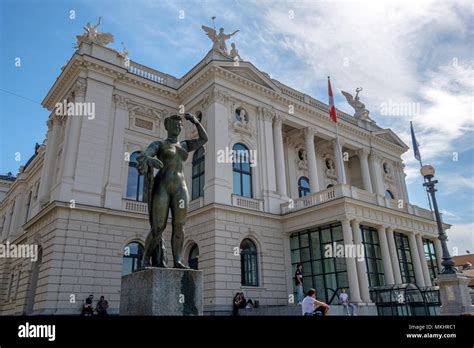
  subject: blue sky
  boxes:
[0,0,472,252]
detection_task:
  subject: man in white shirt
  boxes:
[301,288,330,316]
[339,288,356,316]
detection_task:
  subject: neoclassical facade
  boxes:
[0,38,446,315]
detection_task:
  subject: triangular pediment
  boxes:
[373,129,408,150]
[220,63,281,92]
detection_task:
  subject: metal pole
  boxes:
[423,177,457,274]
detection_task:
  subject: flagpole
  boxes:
[328,76,343,183]
[411,121,433,211]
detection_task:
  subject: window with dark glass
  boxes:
[394,233,416,283]
[423,239,439,282]
[290,223,349,303]
[188,244,199,270]
[192,147,205,200]
[385,190,394,199]
[25,191,32,223]
[126,152,145,201]
[232,143,252,198]
[361,225,385,287]
[241,238,258,286]
[298,176,310,197]
[122,242,144,275]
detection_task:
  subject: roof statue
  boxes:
[341,87,373,122]
[229,42,242,61]
[201,24,239,56]
[75,17,114,48]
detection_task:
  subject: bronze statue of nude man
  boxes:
[136,113,208,268]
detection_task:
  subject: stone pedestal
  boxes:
[438,273,474,315]
[120,268,203,316]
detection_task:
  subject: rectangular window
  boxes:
[290,223,349,304]
[394,232,416,283]
[423,238,439,282]
[361,225,385,287]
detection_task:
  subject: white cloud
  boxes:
[447,223,474,255]
[238,0,473,187]
[439,172,474,195]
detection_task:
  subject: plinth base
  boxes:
[120,267,203,316]
[438,273,474,315]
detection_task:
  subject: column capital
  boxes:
[303,126,317,138]
[386,226,394,233]
[340,217,352,225]
[47,115,62,127]
[369,149,383,162]
[203,87,231,106]
[114,94,129,110]
[273,113,285,127]
[350,218,361,226]
[357,148,370,158]
[72,79,87,98]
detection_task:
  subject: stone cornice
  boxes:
[184,64,406,156]
[42,51,407,158]
[43,54,179,111]
[0,155,44,212]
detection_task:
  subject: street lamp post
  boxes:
[420,165,457,274]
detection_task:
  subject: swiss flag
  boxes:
[328,76,337,123]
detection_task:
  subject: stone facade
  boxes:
[0,40,447,315]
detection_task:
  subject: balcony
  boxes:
[189,197,203,212]
[280,184,435,220]
[122,200,148,214]
[232,194,264,211]
[122,197,204,214]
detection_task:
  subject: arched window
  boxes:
[232,143,253,198]
[385,190,394,199]
[240,238,258,286]
[298,176,310,197]
[122,242,144,275]
[126,152,145,201]
[192,147,205,200]
[188,244,199,270]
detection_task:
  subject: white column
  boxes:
[341,219,362,303]
[203,89,232,205]
[434,238,443,271]
[408,232,426,287]
[104,95,128,209]
[37,117,61,206]
[273,115,287,197]
[368,150,384,195]
[416,234,432,286]
[304,127,320,193]
[60,82,85,200]
[393,161,408,203]
[350,219,371,302]
[377,225,395,284]
[386,227,402,283]
[357,149,372,193]
[333,139,347,184]
[261,108,277,193]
